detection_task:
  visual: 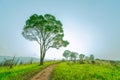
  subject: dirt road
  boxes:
[30,64,57,80]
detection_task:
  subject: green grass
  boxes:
[0,61,58,80]
[51,62,120,80]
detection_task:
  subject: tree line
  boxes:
[63,50,95,64]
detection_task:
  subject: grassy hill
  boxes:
[51,61,120,80]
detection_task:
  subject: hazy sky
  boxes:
[0,0,120,60]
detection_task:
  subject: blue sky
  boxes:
[0,0,120,60]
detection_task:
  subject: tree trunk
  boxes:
[40,57,44,65]
[40,45,44,65]
[39,41,47,65]
[40,46,46,65]
[40,50,45,65]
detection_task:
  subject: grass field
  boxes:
[0,61,57,80]
[1,60,120,80]
[51,62,120,80]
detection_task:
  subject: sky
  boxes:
[0,0,120,60]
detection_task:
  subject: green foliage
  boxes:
[69,52,78,62]
[89,54,94,61]
[63,50,70,60]
[62,51,96,64]
[22,14,69,65]
[79,54,85,64]
[63,50,78,62]
[70,52,78,59]
[79,54,85,60]
[51,62,120,80]
[0,61,58,80]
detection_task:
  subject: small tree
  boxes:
[63,50,70,61]
[79,54,85,60]
[79,54,85,63]
[73,52,78,63]
[22,14,69,65]
[89,54,95,64]
[89,54,94,61]
[70,52,78,62]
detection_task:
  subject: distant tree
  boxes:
[63,50,71,61]
[89,54,95,64]
[79,54,85,63]
[73,52,78,62]
[89,54,94,61]
[22,14,69,65]
[70,52,78,62]
[79,54,85,60]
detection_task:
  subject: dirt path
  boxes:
[30,64,57,80]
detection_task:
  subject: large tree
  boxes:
[22,14,69,65]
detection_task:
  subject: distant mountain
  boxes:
[0,56,39,63]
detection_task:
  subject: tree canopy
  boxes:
[89,54,94,61]
[79,54,85,60]
[63,50,71,60]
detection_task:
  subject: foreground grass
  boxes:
[51,62,120,80]
[0,61,58,80]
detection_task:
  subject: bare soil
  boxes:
[30,64,57,80]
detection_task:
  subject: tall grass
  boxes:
[0,61,58,80]
[51,62,120,80]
